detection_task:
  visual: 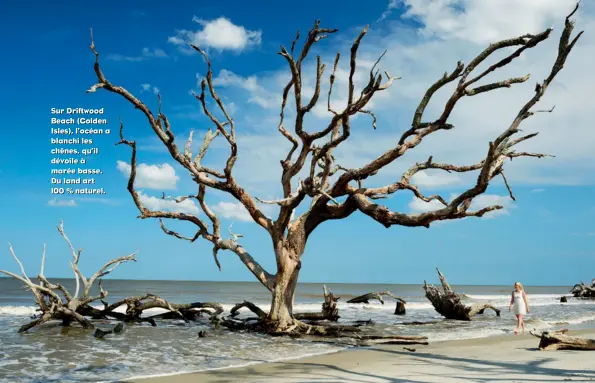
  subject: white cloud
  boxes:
[408,197,444,213]
[141,83,160,95]
[411,170,463,188]
[469,194,514,218]
[530,188,546,193]
[48,198,77,207]
[106,47,167,62]
[168,17,261,52]
[401,0,577,44]
[210,70,279,108]
[116,161,179,190]
[212,201,253,222]
[379,0,399,22]
[138,191,199,215]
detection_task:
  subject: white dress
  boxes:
[512,291,526,315]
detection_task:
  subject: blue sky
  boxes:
[0,0,594,287]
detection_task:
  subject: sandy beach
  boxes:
[125,329,595,383]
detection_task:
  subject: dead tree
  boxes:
[530,329,595,351]
[0,221,136,332]
[424,268,500,321]
[570,279,595,298]
[1,222,227,333]
[85,6,583,334]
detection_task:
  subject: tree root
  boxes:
[424,268,500,321]
[530,329,595,350]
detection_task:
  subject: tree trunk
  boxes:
[268,248,301,331]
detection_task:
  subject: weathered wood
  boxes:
[1,222,137,332]
[347,290,406,305]
[295,285,340,321]
[229,301,267,319]
[394,301,406,315]
[570,279,595,299]
[424,268,501,321]
[530,329,595,351]
[94,323,124,339]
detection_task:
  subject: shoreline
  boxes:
[122,328,595,383]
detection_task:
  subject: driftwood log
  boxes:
[0,222,224,332]
[347,291,406,305]
[530,329,595,350]
[294,286,340,321]
[570,279,595,298]
[0,222,136,332]
[424,268,501,321]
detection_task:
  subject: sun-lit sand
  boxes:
[123,329,595,383]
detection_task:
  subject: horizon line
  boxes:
[0,275,575,288]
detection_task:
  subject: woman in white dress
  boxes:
[509,282,530,334]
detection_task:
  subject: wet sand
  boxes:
[123,329,595,383]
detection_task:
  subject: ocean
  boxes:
[1,278,594,383]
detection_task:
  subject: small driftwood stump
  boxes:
[394,301,406,315]
[294,285,340,321]
[424,268,500,321]
[530,329,595,350]
[570,279,595,298]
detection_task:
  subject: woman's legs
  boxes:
[519,314,525,333]
[514,314,521,334]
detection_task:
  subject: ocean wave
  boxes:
[0,306,37,316]
[545,312,595,326]
[2,295,593,317]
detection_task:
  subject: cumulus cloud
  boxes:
[401,0,578,44]
[212,201,252,222]
[47,198,77,207]
[211,70,279,108]
[138,191,199,215]
[168,17,261,52]
[411,170,463,188]
[116,161,179,190]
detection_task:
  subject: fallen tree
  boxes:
[85,4,583,335]
[1,222,224,332]
[570,279,595,299]
[530,329,595,351]
[424,268,501,321]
